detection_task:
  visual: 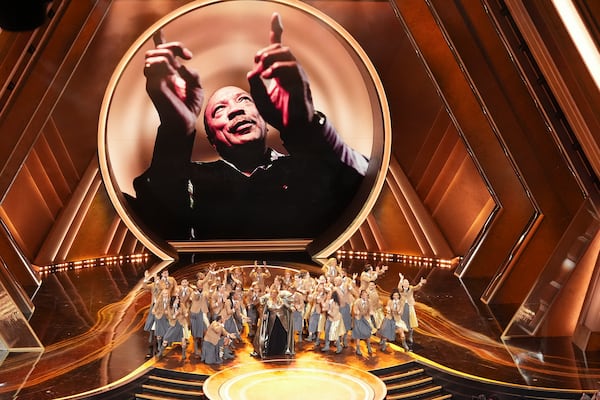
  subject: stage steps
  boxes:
[133,362,450,400]
[134,368,208,400]
[371,362,453,400]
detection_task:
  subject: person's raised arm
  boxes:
[144,31,203,168]
[247,13,368,175]
[414,277,427,290]
[247,13,313,132]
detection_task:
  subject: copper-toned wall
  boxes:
[311,1,491,258]
[391,0,599,334]
[0,1,179,265]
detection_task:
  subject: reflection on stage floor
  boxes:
[0,256,598,400]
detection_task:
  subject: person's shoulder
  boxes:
[190,160,225,169]
[189,159,236,181]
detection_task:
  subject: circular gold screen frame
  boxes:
[98,0,391,260]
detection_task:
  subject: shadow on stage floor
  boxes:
[0,256,598,400]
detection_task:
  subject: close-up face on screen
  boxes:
[99,0,390,253]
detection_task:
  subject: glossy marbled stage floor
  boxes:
[0,256,598,399]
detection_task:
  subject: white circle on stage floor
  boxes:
[203,360,386,400]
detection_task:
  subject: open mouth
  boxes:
[229,119,254,134]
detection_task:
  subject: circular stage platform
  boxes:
[203,359,387,400]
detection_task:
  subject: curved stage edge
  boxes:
[1,259,598,400]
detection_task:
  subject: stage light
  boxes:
[335,250,462,270]
[40,253,150,276]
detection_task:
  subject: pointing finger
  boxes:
[269,12,283,44]
[151,28,192,60]
[153,29,165,46]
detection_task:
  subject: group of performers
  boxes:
[142,259,426,364]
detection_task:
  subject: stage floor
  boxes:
[201,359,387,400]
[0,256,598,400]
